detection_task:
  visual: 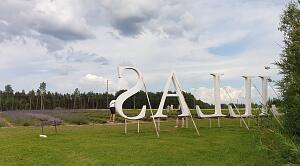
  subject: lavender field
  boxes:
[0,109,112,127]
[0,109,238,127]
[0,109,181,127]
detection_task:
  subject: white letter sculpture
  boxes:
[224,76,251,130]
[152,72,190,118]
[259,76,270,116]
[228,76,253,118]
[243,76,253,117]
[196,73,226,128]
[115,66,159,136]
[115,66,146,120]
[212,73,225,117]
[152,72,199,135]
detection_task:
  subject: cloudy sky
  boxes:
[0,0,287,103]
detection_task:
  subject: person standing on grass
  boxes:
[175,105,185,128]
[109,100,116,122]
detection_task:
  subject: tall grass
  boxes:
[259,128,300,164]
[256,106,300,164]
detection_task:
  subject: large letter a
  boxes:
[152,72,190,118]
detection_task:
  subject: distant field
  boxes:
[0,118,284,165]
[0,108,252,127]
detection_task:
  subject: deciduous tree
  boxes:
[276,0,300,137]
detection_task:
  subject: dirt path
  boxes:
[0,112,14,127]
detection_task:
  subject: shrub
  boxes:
[50,113,89,125]
[259,129,300,164]
[2,111,36,126]
[26,113,63,126]
[23,122,30,126]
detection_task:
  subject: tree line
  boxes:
[0,83,215,111]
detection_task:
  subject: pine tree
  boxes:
[39,82,46,110]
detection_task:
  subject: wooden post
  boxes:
[54,121,57,134]
[137,120,140,133]
[188,111,200,136]
[157,118,160,131]
[124,119,127,134]
[240,118,242,127]
[185,117,188,128]
[142,78,160,138]
[248,118,250,127]
[260,116,262,127]
[209,118,212,128]
[106,80,109,109]
[41,121,44,135]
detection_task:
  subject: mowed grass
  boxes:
[0,118,281,166]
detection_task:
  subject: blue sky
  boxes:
[0,0,287,103]
[208,35,251,57]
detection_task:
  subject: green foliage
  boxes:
[4,85,13,94]
[39,82,46,94]
[259,129,300,164]
[276,1,300,137]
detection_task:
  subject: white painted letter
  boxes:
[153,72,190,118]
[242,76,253,116]
[211,73,225,116]
[259,76,270,115]
[115,66,146,120]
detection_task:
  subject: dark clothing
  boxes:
[110,107,116,114]
[177,107,183,119]
[177,108,182,115]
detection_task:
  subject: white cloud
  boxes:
[191,85,280,104]
[78,74,115,93]
[79,74,129,93]
[81,74,107,83]
[191,86,243,104]
[0,0,93,50]
[0,0,286,103]
[99,0,162,36]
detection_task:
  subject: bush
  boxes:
[26,113,63,126]
[23,122,30,126]
[2,111,36,126]
[51,113,89,125]
[259,129,300,164]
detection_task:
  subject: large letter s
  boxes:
[115,66,147,120]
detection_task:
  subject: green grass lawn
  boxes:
[0,118,283,165]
